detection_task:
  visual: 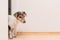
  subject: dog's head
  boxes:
[14,11,27,23]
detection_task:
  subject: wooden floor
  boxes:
[17,32,60,35]
[9,32,60,40]
[9,35,60,40]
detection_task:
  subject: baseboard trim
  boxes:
[17,32,60,35]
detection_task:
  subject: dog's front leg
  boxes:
[12,27,17,38]
[9,30,13,39]
[12,22,18,38]
[9,27,15,39]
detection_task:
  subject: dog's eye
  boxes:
[19,16,22,18]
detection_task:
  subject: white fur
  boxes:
[8,15,17,28]
[8,15,18,38]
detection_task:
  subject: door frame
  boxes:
[8,0,11,15]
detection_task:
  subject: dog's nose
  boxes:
[23,21,26,23]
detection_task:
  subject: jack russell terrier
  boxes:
[8,11,27,39]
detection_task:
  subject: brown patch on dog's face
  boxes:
[14,11,27,23]
[22,11,27,17]
[14,12,21,18]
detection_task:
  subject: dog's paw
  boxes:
[9,36,13,39]
[9,37,13,39]
[9,35,13,39]
[13,35,16,38]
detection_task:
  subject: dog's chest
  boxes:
[8,15,18,28]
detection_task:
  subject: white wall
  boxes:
[0,0,8,40]
[12,0,60,32]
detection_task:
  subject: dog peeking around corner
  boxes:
[8,11,27,39]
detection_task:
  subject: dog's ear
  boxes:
[14,12,21,17]
[14,12,18,17]
[22,11,27,17]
